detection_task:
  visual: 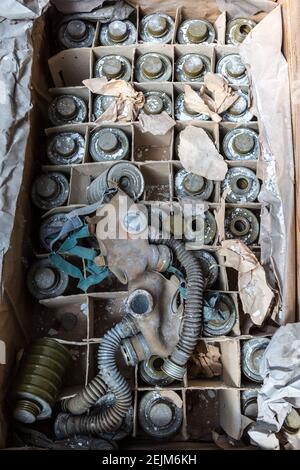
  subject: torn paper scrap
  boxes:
[216,0,277,18]
[248,323,300,450]
[202,73,240,114]
[83,78,144,123]
[177,125,228,181]
[138,111,176,135]
[214,11,227,44]
[184,85,221,122]
[219,239,274,325]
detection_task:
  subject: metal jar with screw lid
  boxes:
[13,338,70,424]
[225,207,260,245]
[177,19,216,44]
[194,250,219,288]
[175,53,211,82]
[283,409,300,435]
[48,95,87,126]
[94,54,132,81]
[222,90,253,122]
[222,128,259,161]
[175,92,210,121]
[58,19,96,49]
[27,259,69,300]
[93,95,117,120]
[175,169,214,201]
[226,18,256,46]
[135,53,172,82]
[184,210,217,244]
[242,338,270,383]
[241,390,258,420]
[203,292,237,337]
[142,91,172,116]
[138,391,183,439]
[46,132,85,165]
[139,13,175,44]
[216,54,249,86]
[222,167,260,203]
[89,127,130,162]
[100,19,137,45]
[87,162,144,203]
[31,172,69,210]
[139,356,175,386]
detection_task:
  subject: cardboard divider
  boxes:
[219,389,243,440]
[185,389,220,441]
[139,161,172,201]
[38,294,89,342]
[91,45,135,80]
[188,338,241,388]
[48,48,92,87]
[133,122,173,162]
[173,44,215,82]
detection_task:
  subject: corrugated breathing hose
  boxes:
[149,235,204,381]
[56,318,138,437]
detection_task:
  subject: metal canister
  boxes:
[121,334,152,367]
[184,210,217,244]
[225,208,260,245]
[87,162,144,203]
[94,55,132,81]
[175,169,214,201]
[241,390,258,420]
[48,95,87,126]
[216,54,249,86]
[139,13,175,44]
[135,53,172,82]
[99,20,137,46]
[194,250,219,288]
[283,409,300,435]
[93,95,117,120]
[46,132,85,165]
[203,292,236,337]
[222,167,260,203]
[138,391,183,438]
[226,18,256,46]
[27,259,69,300]
[242,338,270,383]
[175,53,210,82]
[58,19,95,49]
[89,127,130,162]
[177,19,215,44]
[175,92,210,121]
[222,90,253,122]
[139,356,175,386]
[222,128,259,161]
[39,212,70,252]
[142,91,172,116]
[13,338,70,423]
[31,172,69,210]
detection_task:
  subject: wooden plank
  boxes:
[280,0,300,320]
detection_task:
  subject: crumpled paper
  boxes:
[177,125,228,181]
[0,0,49,19]
[83,77,145,123]
[138,111,176,135]
[51,0,134,22]
[189,342,222,379]
[183,73,240,123]
[248,323,300,450]
[240,6,296,324]
[216,0,277,18]
[219,240,274,325]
